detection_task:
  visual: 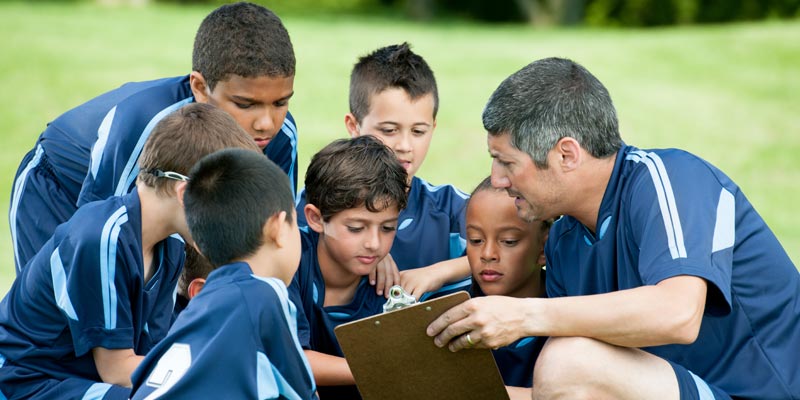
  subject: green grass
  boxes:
[0,3,798,296]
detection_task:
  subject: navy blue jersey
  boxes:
[10,75,298,272]
[289,229,385,399]
[131,262,317,400]
[0,189,184,384]
[546,145,800,399]
[470,284,544,388]
[296,176,471,299]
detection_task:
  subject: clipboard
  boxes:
[334,291,510,400]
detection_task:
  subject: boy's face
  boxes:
[466,189,547,298]
[280,210,303,284]
[315,204,399,278]
[347,88,435,182]
[191,72,294,150]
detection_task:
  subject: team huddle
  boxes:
[1,2,798,400]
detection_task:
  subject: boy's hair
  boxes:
[305,136,408,222]
[138,103,260,196]
[482,57,622,169]
[178,245,215,296]
[193,2,295,91]
[184,148,295,267]
[349,42,438,123]
[469,176,553,232]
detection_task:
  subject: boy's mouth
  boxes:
[479,269,504,282]
[254,136,272,149]
[397,159,412,171]
[356,255,378,265]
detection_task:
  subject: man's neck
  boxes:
[569,155,616,234]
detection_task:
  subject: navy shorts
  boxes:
[0,356,129,400]
[668,360,731,400]
[9,145,79,273]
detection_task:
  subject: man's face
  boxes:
[192,73,294,150]
[487,133,561,223]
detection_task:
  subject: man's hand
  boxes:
[426,296,533,352]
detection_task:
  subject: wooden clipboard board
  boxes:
[334,291,509,400]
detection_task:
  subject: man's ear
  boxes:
[304,204,324,234]
[555,137,582,172]
[344,113,360,138]
[189,71,210,103]
[187,278,206,299]
[174,181,189,208]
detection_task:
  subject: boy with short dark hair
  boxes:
[0,103,260,400]
[10,1,299,273]
[130,148,316,399]
[293,136,408,399]
[297,42,470,300]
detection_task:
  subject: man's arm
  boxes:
[303,350,355,386]
[428,275,707,351]
[93,347,144,387]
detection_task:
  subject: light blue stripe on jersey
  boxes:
[254,276,316,390]
[449,232,467,259]
[257,352,306,400]
[50,248,78,320]
[421,180,470,199]
[113,97,193,197]
[81,382,112,400]
[689,370,716,400]
[10,144,44,273]
[90,106,117,179]
[281,116,298,198]
[100,205,129,329]
[626,151,687,259]
[294,187,305,208]
[712,189,735,253]
[0,353,5,400]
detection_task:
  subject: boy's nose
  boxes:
[480,243,499,263]
[364,231,381,251]
[253,110,276,134]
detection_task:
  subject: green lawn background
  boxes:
[1,3,798,296]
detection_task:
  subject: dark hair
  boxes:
[349,42,438,122]
[138,103,260,196]
[482,57,623,168]
[184,148,295,267]
[305,136,408,222]
[178,245,215,296]
[192,2,295,91]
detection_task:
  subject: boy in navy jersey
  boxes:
[297,43,470,300]
[0,103,260,400]
[292,136,408,399]
[429,58,800,399]
[465,177,550,400]
[10,2,299,273]
[130,149,316,400]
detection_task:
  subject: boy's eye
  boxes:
[381,225,396,232]
[468,238,484,246]
[379,127,397,135]
[412,129,427,136]
[347,226,364,233]
[274,99,289,107]
[234,102,253,110]
[500,239,519,247]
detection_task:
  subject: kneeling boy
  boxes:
[293,136,408,399]
[130,148,316,399]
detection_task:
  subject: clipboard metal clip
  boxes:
[382,285,417,313]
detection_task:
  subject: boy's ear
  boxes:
[344,113,360,138]
[187,278,206,299]
[304,204,325,234]
[174,181,189,207]
[189,71,210,103]
[265,211,291,248]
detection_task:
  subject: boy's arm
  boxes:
[92,347,144,387]
[400,256,470,300]
[369,253,401,297]
[303,350,355,386]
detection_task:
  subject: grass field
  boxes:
[0,3,798,296]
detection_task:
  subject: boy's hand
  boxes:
[370,253,400,297]
[399,265,448,300]
[400,256,471,300]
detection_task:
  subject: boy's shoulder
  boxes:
[54,192,142,249]
[408,176,469,208]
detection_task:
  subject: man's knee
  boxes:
[533,337,615,400]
